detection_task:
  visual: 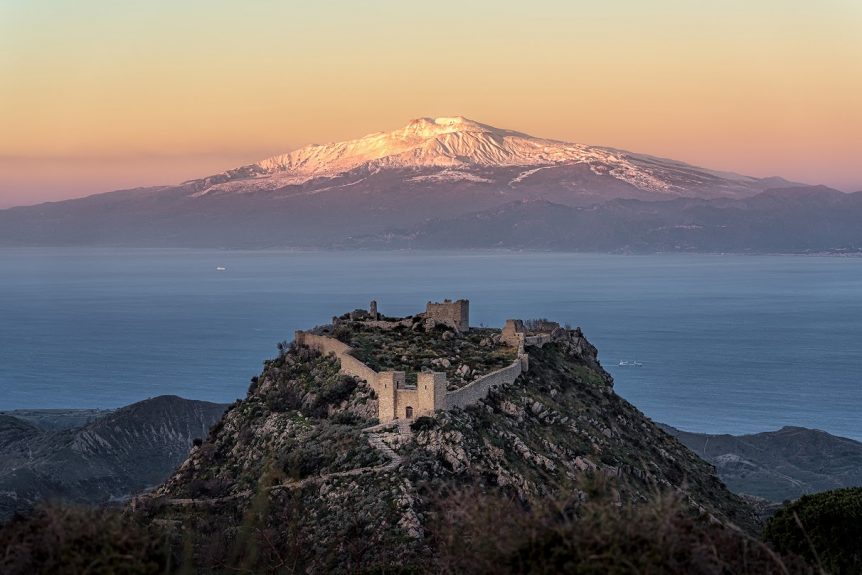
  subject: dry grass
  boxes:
[430,479,812,575]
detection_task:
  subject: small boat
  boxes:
[216,266,227,271]
[618,360,643,367]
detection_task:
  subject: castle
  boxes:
[296,299,561,424]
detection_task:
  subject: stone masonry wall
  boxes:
[444,359,523,410]
[394,389,419,420]
[296,325,528,422]
[425,299,469,332]
[501,319,525,348]
[417,372,447,417]
[377,371,403,422]
[524,334,552,348]
[294,332,379,387]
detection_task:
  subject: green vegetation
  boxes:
[1,323,825,574]
[764,487,862,574]
[1,485,811,575]
[164,344,381,498]
[331,321,516,388]
[0,506,170,575]
[433,483,810,575]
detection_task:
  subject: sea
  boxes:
[0,249,860,440]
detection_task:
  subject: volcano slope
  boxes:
[138,321,762,572]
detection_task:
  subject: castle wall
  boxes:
[377,371,403,422]
[417,372,447,416]
[394,389,418,420]
[445,359,522,410]
[297,316,529,424]
[524,334,552,348]
[501,319,525,348]
[359,319,414,331]
[378,372,446,422]
[294,332,379,388]
[425,299,469,332]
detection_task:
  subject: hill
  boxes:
[136,302,759,572]
[661,424,862,502]
[0,395,227,521]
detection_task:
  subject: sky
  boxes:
[1,0,860,208]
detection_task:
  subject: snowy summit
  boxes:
[194,116,687,196]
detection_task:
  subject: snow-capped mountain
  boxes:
[191,116,775,200]
[4,115,854,252]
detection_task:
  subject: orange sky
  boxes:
[1,0,860,208]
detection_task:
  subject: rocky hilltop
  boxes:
[0,395,226,521]
[139,301,757,572]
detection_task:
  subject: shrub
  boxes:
[331,411,361,426]
[333,324,354,344]
[308,375,358,418]
[0,505,170,575]
[410,416,436,432]
[248,375,260,394]
[764,487,862,574]
[431,486,810,575]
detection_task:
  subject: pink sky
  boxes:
[1,0,860,208]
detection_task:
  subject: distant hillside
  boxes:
[660,424,862,502]
[0,408,111,431]
[3,116,855,253]
[0,396,227,521]
[358,187,862,253]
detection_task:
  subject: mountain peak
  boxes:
[399,116,514,138]
[245,116,590,185]
[191,116,764,200]
[254,115,537,174]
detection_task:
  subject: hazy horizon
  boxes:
[2,0,861,208]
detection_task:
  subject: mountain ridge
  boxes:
[0,395,227,521]
[189,116,782,200]
[660,424,862,502]
[2,116,856,251]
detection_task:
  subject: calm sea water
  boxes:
[0,249,860,440]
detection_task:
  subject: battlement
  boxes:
[425,299,469,332]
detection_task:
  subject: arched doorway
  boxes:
[405,406,414,419]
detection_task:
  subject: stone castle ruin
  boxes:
[424,299,469,332]
[296,299,564,424]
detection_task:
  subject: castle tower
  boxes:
[377,371,404,423]
[370,300,378,320]
[417,372,447,416]
[425,299,470,332]
[501,319,526,348]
